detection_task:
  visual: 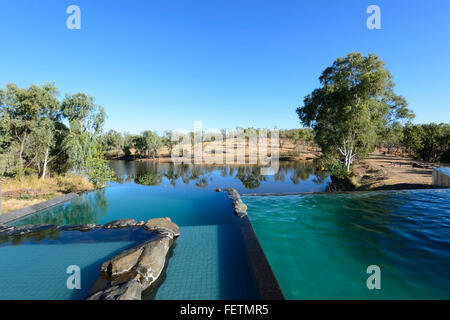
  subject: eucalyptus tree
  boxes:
[30,117,55,179]
[62,93,106,172]
[163,130,174,154]
[142,130,163,159]
[297,53,414,171]
[62,93,114,187]
[102,129,124,157]
[0,83,61,166]
[0,83,61,178]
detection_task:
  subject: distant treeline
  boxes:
[101,127,317,160]
[377,122,450,163]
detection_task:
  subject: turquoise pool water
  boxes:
[244,189,450,299]
[5,183,260,300]
[12,184,237,227]
[0,228,153,300]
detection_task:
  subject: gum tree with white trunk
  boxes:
[297,52,414,172]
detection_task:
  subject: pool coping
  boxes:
[223,188,285,300]
[0,193,79,225]
[238,215,285,300]
[241,187,448,197]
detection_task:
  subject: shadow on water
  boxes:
[217,220,260,300]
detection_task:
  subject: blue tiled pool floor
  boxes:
[0,241,138,300]
[154,224,259,300]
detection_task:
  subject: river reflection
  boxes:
[110,160,331,194]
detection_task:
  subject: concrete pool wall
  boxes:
[433,167,450,187]
[0,193,79,225]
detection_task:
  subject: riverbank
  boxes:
[328,152,441,192]
[1,175,94,214]
[105,137,321,162]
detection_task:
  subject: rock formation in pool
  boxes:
[86,217,180,300]
[224,188,248,218]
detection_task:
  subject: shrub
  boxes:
[56,174,94,193]
[316,155,349,180]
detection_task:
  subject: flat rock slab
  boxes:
[103,219,138,229]
[143,217,180,237]
[87,279,142,300]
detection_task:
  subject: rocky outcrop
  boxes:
[103,219,141,229]
[59,224,100,232]
[143,217,180,237]
[224,188,248,218]
[0,224,58,237]
[87,218,179,300]
[87,278,142,300]
[102,245,145,278]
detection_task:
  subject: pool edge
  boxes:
[0,193,79,225]
[239,215,285,300]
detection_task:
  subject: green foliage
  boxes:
[85,143,116,188]
[378,121,404,154]
[62,93,105,134]
[316,155,349,179]
[329,161,349,180]
[102,129,124,152]
[18,193,33,200]
[134,173,162,186]
[133,130,163,158]
[0,83,116,187]
[297,53,414,171]
[403,123,450,162]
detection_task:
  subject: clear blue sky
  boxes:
[0,0,449,134]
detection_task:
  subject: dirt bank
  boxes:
[352,152,440,190]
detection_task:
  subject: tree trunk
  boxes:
[338,138,357,173]
[18,131,27,163]
[41,147,49,179]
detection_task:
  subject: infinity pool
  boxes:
[3,184,260,300]
[244,189,450,299]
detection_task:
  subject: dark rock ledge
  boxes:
[0,218,180,300]
[222,188,248,218]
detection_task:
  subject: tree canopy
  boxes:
[297,53,415,171]
[0,83,115,187]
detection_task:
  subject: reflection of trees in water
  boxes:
[235,166,267,189]
[1,228,63,245]
[109,160,327,189]
[134,173,162,186]
[14,189,109,226]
